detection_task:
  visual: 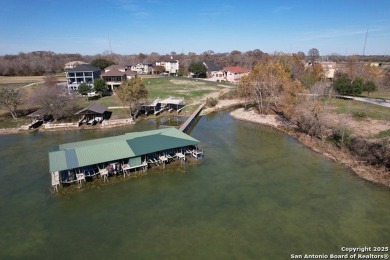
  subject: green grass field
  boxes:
[328,98,390,121]
[144,77,223,102]
[359,88,390,99]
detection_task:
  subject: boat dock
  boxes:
[179,103,205,133]
[49,128,203,192]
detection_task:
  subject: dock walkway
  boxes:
[179,103,205,133]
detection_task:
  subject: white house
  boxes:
[64,61,87,71]
[130,63,153,74]
[156,57,179,74]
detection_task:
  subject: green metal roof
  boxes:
[49,127,199,172]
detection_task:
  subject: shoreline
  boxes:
[230,108,390,188]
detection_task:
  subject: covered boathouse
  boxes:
[49,127,202,191]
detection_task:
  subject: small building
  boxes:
[318,62,337,80]
[160,97,185,111]
[203,61,223,81]
[75,103,108,125]
[66,64,101,91]
[140,99,161,115]
[64,61,87,71]
[223,66,250,83]
[48,128,201,190]
[140,97,185,115]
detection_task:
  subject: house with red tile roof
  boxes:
[223,66,250,83]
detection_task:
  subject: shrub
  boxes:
[206,97,218,107]
[352,111,367,119]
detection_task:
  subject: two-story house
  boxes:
[155,57,179,75]
[130,63,153,74]
[101,65,136,90]
[66,64,101,91]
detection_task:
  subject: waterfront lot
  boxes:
[0,76,227,127]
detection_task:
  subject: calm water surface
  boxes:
[0,112,389,259]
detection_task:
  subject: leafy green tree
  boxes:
[363,81,377,96]
[78,83,92,95]
[332,75,352,95]
[117,76,148,117]
[351,78,364,96]
[90,58,115,70]
[0,86,24,119]
[188,62,207,78]
[93,78,107,93]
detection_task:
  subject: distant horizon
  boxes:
[1,0,389,56]
[2,49,390,58]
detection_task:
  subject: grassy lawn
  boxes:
[144,77,224,102]
[0,111,29,128]
[0,76,46,85]
[76,94,123,109]
[359,88,390,100]
[328,98,390,121]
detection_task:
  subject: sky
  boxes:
[1,0,390,56]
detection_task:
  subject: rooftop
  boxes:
[160,97,185,105]
[203,61,222,71]
[224,66,250,74]
[48,128,199,172]
[101,68,126,77]
[67,64,101,72]
[104,64,127,71]
[75,103,107,115]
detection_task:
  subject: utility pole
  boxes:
[362,29,368,56]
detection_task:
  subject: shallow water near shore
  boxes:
[0,111,389,259]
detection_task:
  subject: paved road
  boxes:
[340,95,390,108]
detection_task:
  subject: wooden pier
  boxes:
[179,103,205,133]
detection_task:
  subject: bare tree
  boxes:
[308,48,320,63]
[43,75,58,87]
[0,86,24,119]
[29,86,76,121]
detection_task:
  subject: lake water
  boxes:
[0,111,389,259]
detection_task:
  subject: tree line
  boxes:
[2,49,389,77]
